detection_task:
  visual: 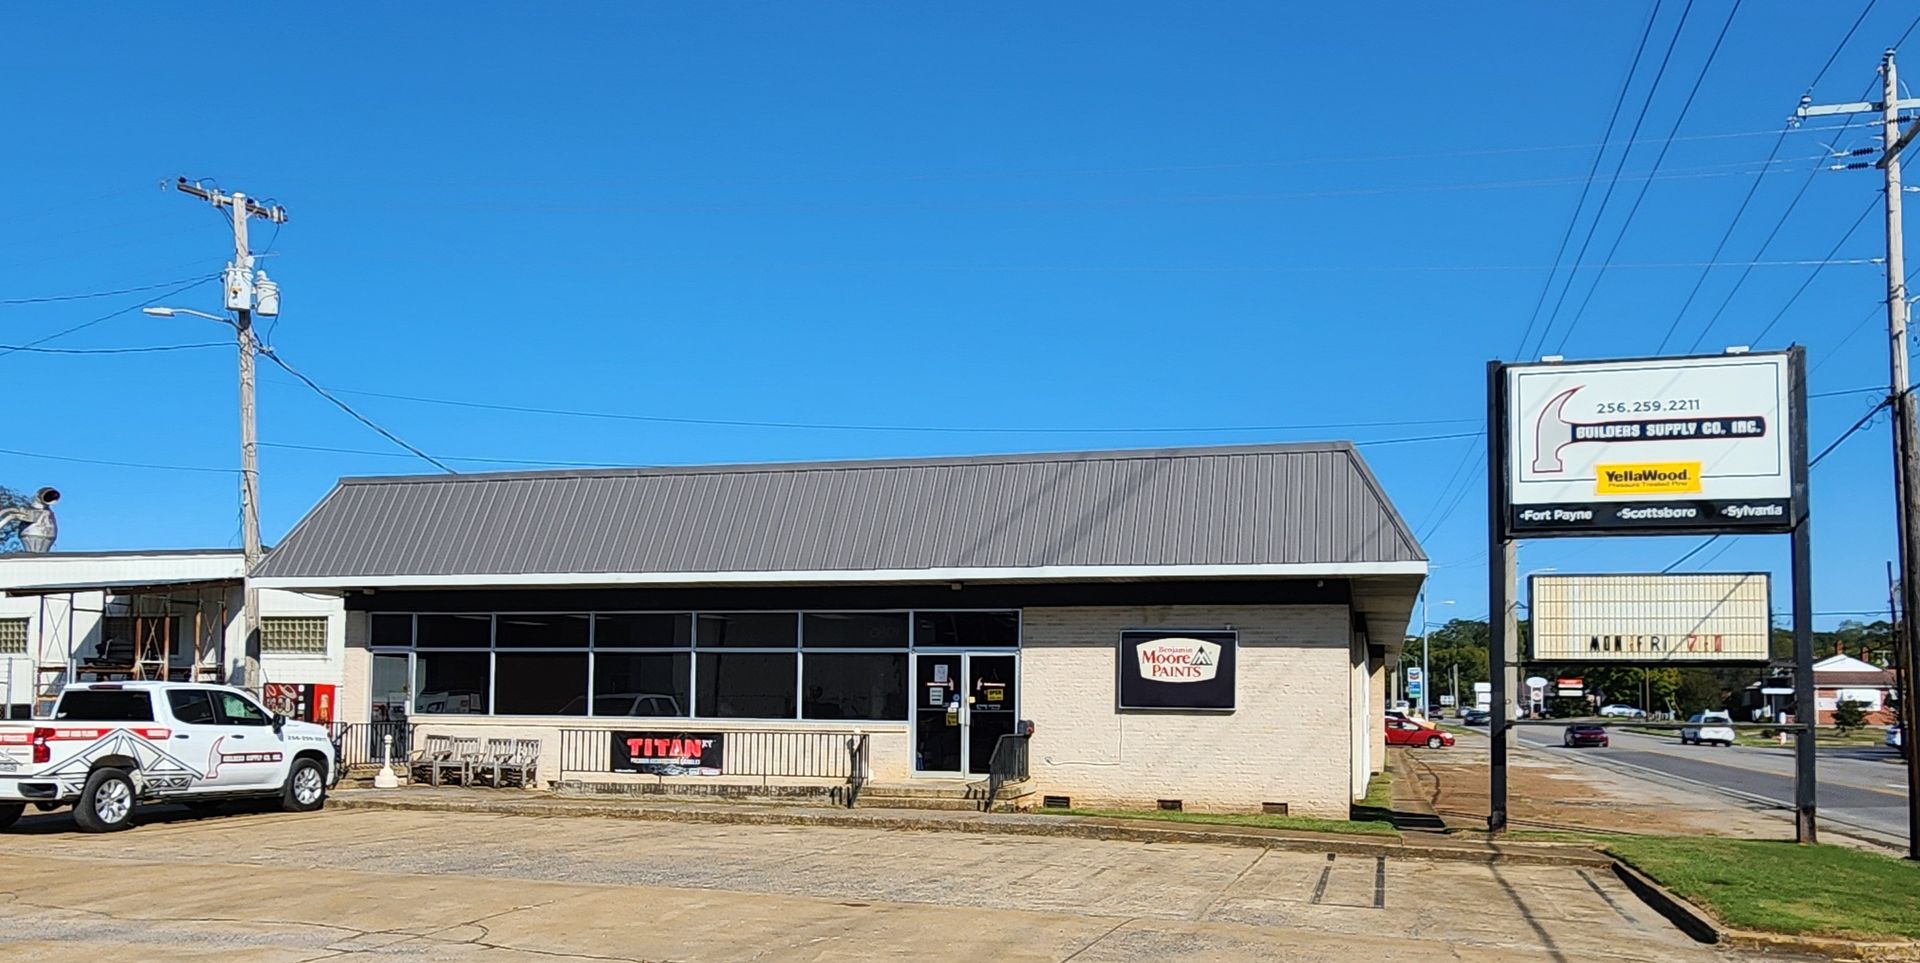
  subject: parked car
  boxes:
[1385,717,1455,749]
[1563,724,1609,748]
[1889,725,1904,749]
[1385,710,1436,730]
[1681,711,1735,747]
[0,682,336,832]
[1597,704,1645,718]
[1461,708,1491,726]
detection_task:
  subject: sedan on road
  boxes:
[1598,705,1645,718]
[1563,724,1609,748]
[1386,717,1455,749]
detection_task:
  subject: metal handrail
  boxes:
[981,733,1030,812]
[558,727,872,807]
[329,721,415,770]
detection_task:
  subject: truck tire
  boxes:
[74,768,137,833]
[0,803,23,831]
[282,758,327,813]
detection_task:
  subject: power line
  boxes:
[260,441,617,469]
[1550,0,1745,356]
[1527,0,1699,360]
[0,445,233,475]
[261,378,1482,436]
[1683,156,1847,352]
[1806,0,1880,95]
[254,344,456,474]
[0,341,227,355]
[1509,0,1669,361]
[0,274,220,306]
[0,276,218,360]
[1748,194,1880,344]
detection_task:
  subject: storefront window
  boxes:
[371,654,410,723]
[915,611,1019,647]
[594,613,692,648]
[495,614,589,648]
[592,652,691,717]
[696,612,797,647]
[803,652,908,720]
[413,652,490,714]
[803,612,907,648]
[696,652,797,718]
[370,614,413,648]
[415,614,491,648]
[493,653,588,715]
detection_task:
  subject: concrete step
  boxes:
[853,779,1035,812]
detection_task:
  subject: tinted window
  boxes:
[803,653,907,720]
[593,652,690,717]
[370,613,413,647]
[803,613,907,648]
[914,612,1019,647]
[696,652,796,718]
[594,613,692,648]
[493,653,588,715]
[414,652,490,714]
[495,614,590,648]
[215,692,271,726]
[415,614,491,648]
[166,689,218,725]
[696,613,797,648]
[56,690,155,722]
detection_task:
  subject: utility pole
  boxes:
[1420,591,1431,719]
[1800,50,1920,858]
[171,178,285,691]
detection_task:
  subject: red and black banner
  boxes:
[610,731,724,775]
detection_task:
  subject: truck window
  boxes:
[214,691,271,726]
[55,690,156,722]
[166,690,218,725]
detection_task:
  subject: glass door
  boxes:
[965,654,1017,775]
[913,654,964,774]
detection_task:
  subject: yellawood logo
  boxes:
[1595,461,1702,495]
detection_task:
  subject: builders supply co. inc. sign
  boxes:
[1529,572,1772,664]
[1502,353,1796,536]
[1118,631,1237,710]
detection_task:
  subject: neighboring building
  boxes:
[0,550,346,721]
[253,443,1426,815]
[1809,653,1896,725]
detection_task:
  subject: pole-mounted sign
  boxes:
[1499,352,1797,536]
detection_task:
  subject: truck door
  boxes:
[210,690,286,790]
[165,689,280,791]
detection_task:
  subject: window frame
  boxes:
[260,615,330,656]
[0,617,28,656]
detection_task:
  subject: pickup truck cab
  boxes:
[0,682,336,832]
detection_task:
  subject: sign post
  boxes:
[1486,348,1812,840]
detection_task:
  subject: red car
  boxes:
[1385,717,1454,749]
[1563,724,1609,748]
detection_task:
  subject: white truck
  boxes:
[0,681,336,832]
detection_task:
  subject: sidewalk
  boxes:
[329,785,1611,867]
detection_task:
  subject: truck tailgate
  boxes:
[0,726,35,775]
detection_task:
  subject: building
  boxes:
[1809,653,1896,725]
[248,443,1425,815]
[0,550,346,721]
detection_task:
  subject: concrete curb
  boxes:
[327,792,1610,867]
[1610,860,1920,961]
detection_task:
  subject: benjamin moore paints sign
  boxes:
[1502,353,1796,535]
[1118,630,1237,710]
[1529,573,1772,663]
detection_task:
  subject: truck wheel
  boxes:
[74,768,137,833]
[282,758,327,813]
[0,803,23,831]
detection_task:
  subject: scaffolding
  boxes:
[19,578,238,716]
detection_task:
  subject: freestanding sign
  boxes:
[1529,572,1772,664]
[1117,630,1237,711]
[1500,352,1796,536]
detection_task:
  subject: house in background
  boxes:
[1809,653,1897,725]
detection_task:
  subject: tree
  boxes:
[1833,699,1867,734]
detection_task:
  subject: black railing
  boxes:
[558,728,871,807]
[330,722,415,771]
[981,732,1031,812]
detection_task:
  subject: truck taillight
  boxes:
[30,728,52,765]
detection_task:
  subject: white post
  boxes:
[373,731,400,789]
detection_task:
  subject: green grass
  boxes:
[1034,806,1399,836]
[1606,837,1920,941]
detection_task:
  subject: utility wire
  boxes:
[260,441,618,469]
[1748,194,1880,344]
[1683,154,1837,352]
[254,344,457,474]
[1528,0,1698,360]
[0,274,218,306]
[1807,0,1880,95]
[0,341,227,355]
[0,276,218,359]
[1510,0,1668,361]
[0,445,234,475]
[1551,0,1744,356]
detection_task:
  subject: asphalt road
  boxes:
[1513,724,1911,844]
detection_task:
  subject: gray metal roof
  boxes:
[255,443,1426,581]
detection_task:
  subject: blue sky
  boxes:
[4,2,1914,628]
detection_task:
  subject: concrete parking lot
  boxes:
[0,805,1733,962]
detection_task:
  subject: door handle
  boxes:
[231,734,245,740]
[174,734,190,739]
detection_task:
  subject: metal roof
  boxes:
[255,443,1426,583]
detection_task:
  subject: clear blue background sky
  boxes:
[5,2,1914,628]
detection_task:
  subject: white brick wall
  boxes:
[1020,604,1353,817]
